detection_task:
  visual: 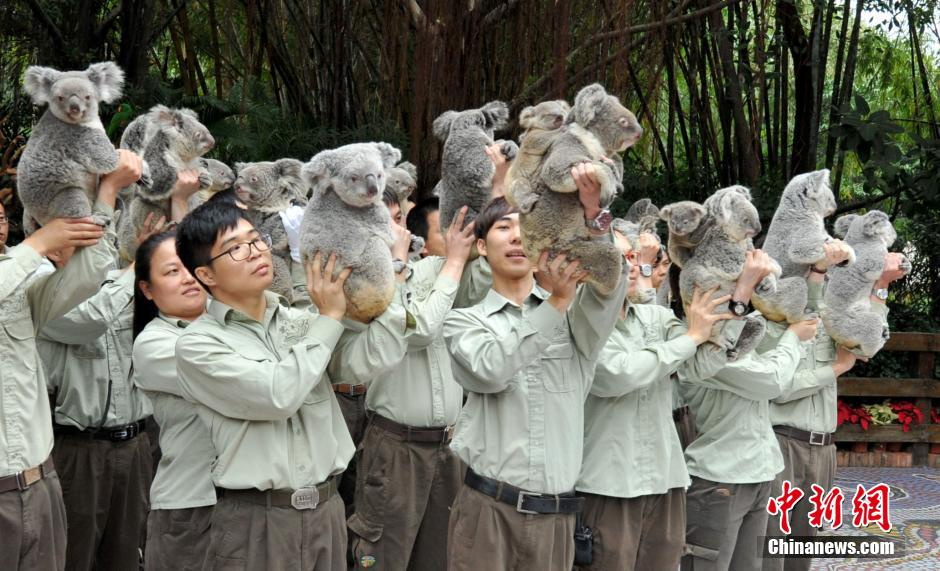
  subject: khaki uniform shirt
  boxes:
[578,303,736,498]
[134,315,216,509]
[680,327,801,484]
[364,256,462,427]
[0,201,118,476]
[39,269,152,429]
[444,274,627,495]
[176,292,354,491]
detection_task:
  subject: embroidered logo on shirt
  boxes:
[359,555,377,568]
[279,318,309,346]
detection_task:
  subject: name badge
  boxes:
[290,487,320,510]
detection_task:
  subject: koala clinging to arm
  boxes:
[504,99,570,214]
[236,159,309,301]
[432,100,518,232]
[822,211,910,358]
[299,142,402,323]
[17,62,145,232]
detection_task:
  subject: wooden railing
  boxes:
[835,332,940,465]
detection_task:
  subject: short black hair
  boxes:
[176,200,252,289]
[207,187,241,206]
[382,189,400,208]
[474,196,518,241]
[406,197,439,240]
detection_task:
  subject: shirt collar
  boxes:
[479,282,549,316]
[207,290,286,325]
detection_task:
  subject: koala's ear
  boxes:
[150,105,181,127]
[556,100,572,115]
[518,106,537,130]
[432,111,458,141]
[862,211,890,238]
[275,158,304,179]
[397,161,417,179]
[373,143,402,169]
[833,214,857,238]
[23,66,62,105]
[481,101,510,131]
[86,62,125,103]
[302,151,336,191]
[572,83,608,125]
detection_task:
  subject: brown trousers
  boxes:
[682,477,773,571]
[0,466,67,570]
[761,434,836,571]
[577,487,686,571]
[204,492,347,571]
[144,506,213,571]
[447,484,576,571]
[53,432,152,571]
[348,420,463,571]
[336,392,369,518]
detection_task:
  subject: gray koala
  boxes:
[386,161,417,206]
[753,169,855,323]
[624,198,660,233]
[659,201,711,269]
[18,62,131,232]
[117,105,215,262]
[517,84,643,294]
[187,158,236,209]
[504,99,570,214]
[678,186,776,360]
[432,100,519,232]
[235,159,308,301]
[299,142,401,323]
[822,211,909,358]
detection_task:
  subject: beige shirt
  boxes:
[133,315,216,509]
[365,256,463,427]
[176,292,354,491]
[39,269,152,429]
[444,274,627,495]
[578,303,733,498]
[0,201,118,476]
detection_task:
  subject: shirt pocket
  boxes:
[813,336,837,365]
[303,379,332,405]
[4,318,38,371]
[74,340,106,359]
[542,343,575,393]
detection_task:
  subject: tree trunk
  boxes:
[777,0,818,175]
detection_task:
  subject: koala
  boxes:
[753,169,855,323]
[17,62,129,232]
[432,100,519,232]
[822,211,909,358]
[678,186,778,360]
[187,158,236,209]
[117,105,215,262]
[624,198,660,233]
[235,159,308,301]
[386,161,417,207]
[659,201,711,269]
[504,99,570,214]
[516,84,643,294]
[299,142,402,323]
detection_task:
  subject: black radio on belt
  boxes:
[574,513,594,566]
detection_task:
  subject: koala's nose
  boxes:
[366,174,379,196]
[204,133,216,149]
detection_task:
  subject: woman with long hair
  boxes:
[131,230,213,570]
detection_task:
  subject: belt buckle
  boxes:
[516,491,539,515]
[16,466,42,490]
[443,425,455,443]
[290,487,320,510]
[111,429,129,441]
[808,431,827,446]
[350,385,366,396]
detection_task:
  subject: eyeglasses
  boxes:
[209,233,272,263]
[0,216,8,225]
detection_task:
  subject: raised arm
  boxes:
[40,269,135,344]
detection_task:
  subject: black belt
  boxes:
[464,469,583,515]
[371,413,454,443]
[217,474,340,510]
[0,457,56,494]
[53,419,147,442]
[773,425,833,446]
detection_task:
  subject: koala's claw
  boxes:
[91,213,112,228]
[500,140,519,161]
[138,160,153,189]
[409,235,425,255]
[756,275,778,296]
[198,170,213,190]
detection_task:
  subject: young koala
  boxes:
[822,211,909,358]
[517,84,643,294]
[18,62,133,232]
[117,105,215,262]
[235,159,308,301]
[504,99,570,213]
[299,142,401,323]
[659,201,711,269]
[624,198,660,233]
[187,158,235,209]
[753,169,855,323]
[678,186,777,360]
[432,100,519,231]
[386,160,417,207]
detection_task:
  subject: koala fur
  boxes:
[624,198,660,233]
[678,186,776,359]
[299,142,401,323]
[753,169,855,323]
[515,84,643,294]
[236,159,308,301]
[504,99,570,214]
[822,211,908,358]
[117,105,215,262]
[659,201,711,269]
[386,161,417,207]
[18,62,127,231]
[187,158,236,209]
[432,100,519,232]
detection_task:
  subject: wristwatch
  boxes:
[728,299,749,317]
[639,264,653,278]
[586,209,613,232]
[871,287,888,300]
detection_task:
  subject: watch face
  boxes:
[730,301,746,316]
[873,288,888,300]
[640,264,653,277]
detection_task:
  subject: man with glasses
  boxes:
[174,200,363,570]
[0,202,8,255]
